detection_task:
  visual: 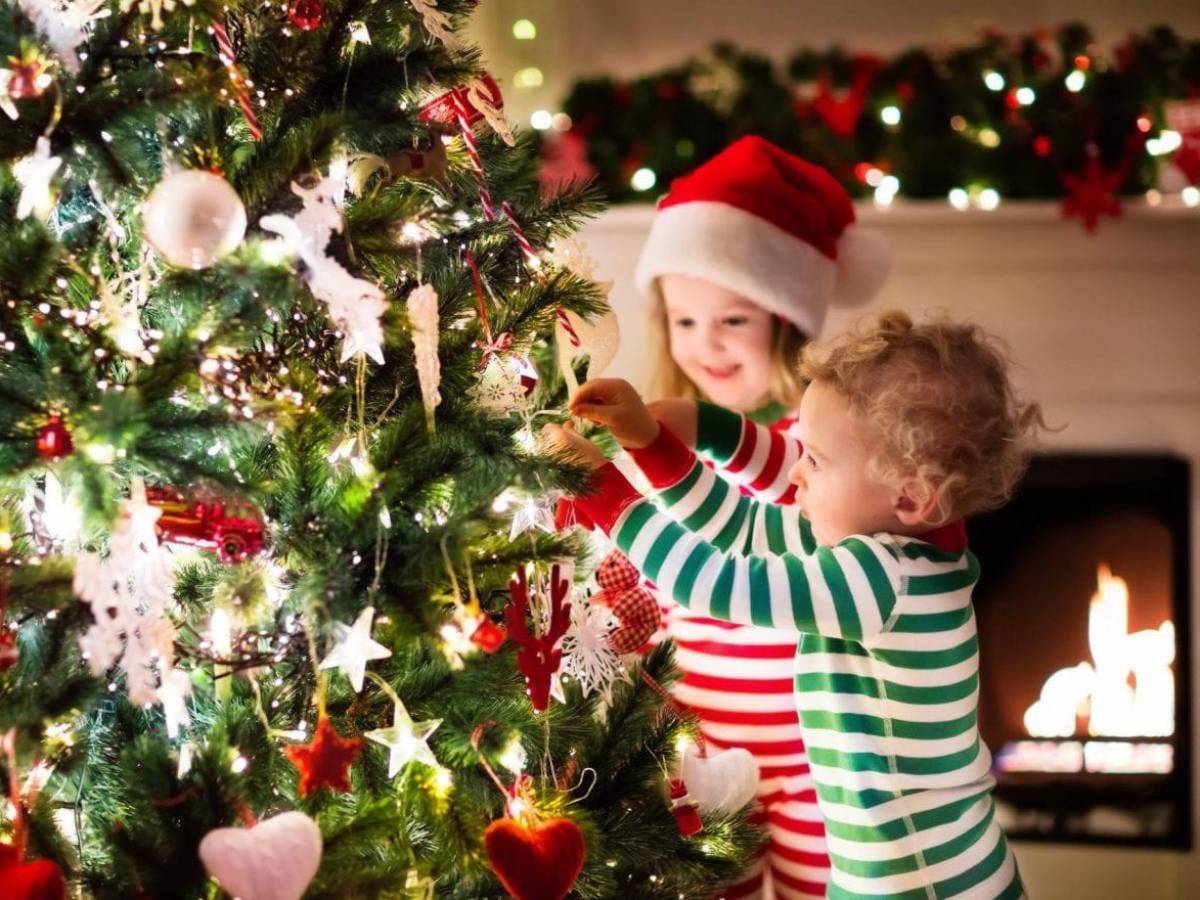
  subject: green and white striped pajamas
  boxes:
[577,425,1025,900]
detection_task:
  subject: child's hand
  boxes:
[542,422,608,471]
[570,379,660,449]
[646,399,698,448]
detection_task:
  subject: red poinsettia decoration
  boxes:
[503,565,570,712]
[1060,157,1126,232]
[284,715,363,796]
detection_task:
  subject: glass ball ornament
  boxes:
[142,171,247,269]
[36,414,74,460]
[288,0,324,31]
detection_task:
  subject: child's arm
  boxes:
[626,424,816,557]
[573,462,903,640]
[650,399,802,505]
[571,380,811,556]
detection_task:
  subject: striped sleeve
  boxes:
[606,495,904,642]
[696,401,802,504]
[627,426,816,556]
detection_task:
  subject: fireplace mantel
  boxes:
[577,199,1200,899]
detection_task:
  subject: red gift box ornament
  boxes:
[668,778,703,837]
[503,565,570,712]
[484,815,586,900]
[419,74,504,130]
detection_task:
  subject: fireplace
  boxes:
[971,454,1192,848]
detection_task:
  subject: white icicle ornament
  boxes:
[407,283,441,432]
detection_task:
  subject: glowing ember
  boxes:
[1023,564,1175,739]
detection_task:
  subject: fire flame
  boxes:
[1023,564,1174,739]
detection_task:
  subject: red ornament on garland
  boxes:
[287,0,324,31]
[1061,156,1126,233]
[484,815,585,900]
[0,844,67,900]
[284,715,363,796]
[35,415,73,460]
[503,565,570,712]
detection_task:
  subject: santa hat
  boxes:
[635,136,890,338]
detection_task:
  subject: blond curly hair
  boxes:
[800,311,1046,524]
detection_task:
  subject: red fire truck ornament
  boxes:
[145,486,265,563]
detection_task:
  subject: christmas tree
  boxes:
[0,2,759,897]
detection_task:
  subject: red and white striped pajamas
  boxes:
[618,404,829,899]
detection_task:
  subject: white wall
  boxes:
[469,0,1200,126]
[576,201,1200,900]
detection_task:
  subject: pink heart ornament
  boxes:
[199,811,322,900]
[681,745,760,814]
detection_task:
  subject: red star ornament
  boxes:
[1060,157,1125,232]
[285,716,363,796]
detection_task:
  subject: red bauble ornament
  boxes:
[484,816,585,900]
[668,778,703,837]
[284,716,363,796]
[0,845,67,900]
[0,629,18,672]
[145,486,265,563]
[35,415,73,460]
[287,0,324,31]
[470,617,507,654]
[1060,157,1126,233]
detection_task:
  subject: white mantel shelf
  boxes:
[590,198,1200,227]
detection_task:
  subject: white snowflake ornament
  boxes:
[261,176,388,365]
[16,0,110,75]
[559,593,622,699]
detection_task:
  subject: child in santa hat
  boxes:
[602,136,889,899]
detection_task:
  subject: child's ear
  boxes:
[893,479,946,528]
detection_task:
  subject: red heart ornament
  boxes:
[484,816,585,900]
[0,850,67,900]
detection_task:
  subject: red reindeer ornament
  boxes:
[503,565,570,712]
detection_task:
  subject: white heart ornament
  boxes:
[199,810,322,900]
[681,745,760,814]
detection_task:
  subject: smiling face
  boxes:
[787,379,901,546]
[660,274,776,412]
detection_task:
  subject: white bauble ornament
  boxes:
[143,170,246,269]
[199,811,322,900]
[681,745,760,814]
